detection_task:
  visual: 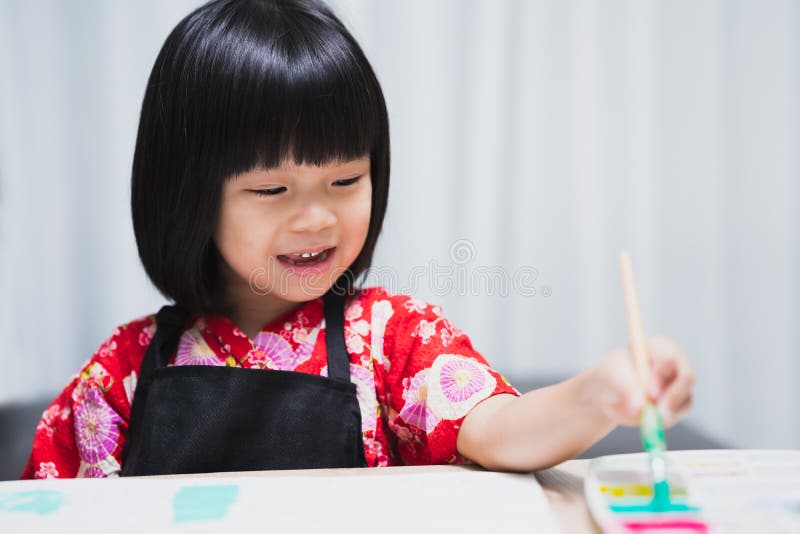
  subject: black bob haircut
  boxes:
[131,0,390,314]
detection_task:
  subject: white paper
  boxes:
[0,467,559,533]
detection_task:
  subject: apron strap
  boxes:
[140,304,191,377]
[323,291,351,383]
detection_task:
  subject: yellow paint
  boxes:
[599,484,687,498]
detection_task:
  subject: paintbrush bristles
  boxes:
[620,251,651,391]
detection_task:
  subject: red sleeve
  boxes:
[370,290,520,466]
[20,315,154,479]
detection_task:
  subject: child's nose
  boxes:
[289,203,337,233]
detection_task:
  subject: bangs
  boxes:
[181,0,382,177]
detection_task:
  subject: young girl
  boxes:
[22,0,694,479]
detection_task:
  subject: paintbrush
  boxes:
[619,251,671,510]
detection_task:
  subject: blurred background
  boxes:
[0,0,797,478]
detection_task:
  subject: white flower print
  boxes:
[350,319,370,337]
[346,333,366,355]
[139,323,155,347]
[403,297,427,314]
[345,302,363,321]
[292,327,309,344]
[413,319,437,345]
[123,371,137,405]
[370,300,394,371]
[35,461,59,479]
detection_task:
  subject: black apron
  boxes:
[121,292,367,476]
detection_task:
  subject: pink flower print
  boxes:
[403,297,427,314]
[320,363,378,435]
[425,354,497,420]
[345,302,363,321]
[431,305,443,316]
[284,322,292,331]
[35,461,59,479]
[292,326,320,366]
[413,319,437,344]
[398,369,441,432]
[350,364,377,433]
[438,358,487,403]
[175,329,223,366]
[292,327,309,345]
[245,347,268,368]
[75,387,122,465]
[81,465,105,478]
[252,331,306,371]
[80,362,114,392]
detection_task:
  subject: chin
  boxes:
[273,281,333,302]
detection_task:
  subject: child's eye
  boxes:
[252,186,287,196]
[332,176,362,187]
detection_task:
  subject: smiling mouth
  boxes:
[276,247,335,266]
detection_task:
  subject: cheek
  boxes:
[348,184,373,238]
[215,197,277,268]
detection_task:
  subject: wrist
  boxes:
[574,365,617,432]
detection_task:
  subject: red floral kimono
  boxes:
[21,287,519,479]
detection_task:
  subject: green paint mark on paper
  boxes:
[173,485,239,523]
[0,490,65,516]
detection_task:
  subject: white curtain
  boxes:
[1,0,797,449]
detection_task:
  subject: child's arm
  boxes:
[456,336,694,472]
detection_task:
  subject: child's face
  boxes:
[214,155,372,309]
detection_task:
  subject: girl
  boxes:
[22,0,693,478]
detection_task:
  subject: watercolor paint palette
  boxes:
[586,450,800,534]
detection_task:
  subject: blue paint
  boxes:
[173,484,239,523]
[0,490,65,516]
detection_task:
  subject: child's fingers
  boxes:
[662,391,693,428]
[647,336,687,399]
[656,357,694,424]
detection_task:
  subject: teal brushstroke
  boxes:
[610,501,700,514]
[651,479,672,510]
[0,490,65,516]
[173,484,239,523]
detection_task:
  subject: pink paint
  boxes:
[622,519,709,533]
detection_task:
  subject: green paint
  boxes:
[173,484,239,523]
[0,490,65,516]
[640,404,665,453]
[640,404,676,511]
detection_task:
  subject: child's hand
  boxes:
[586,336,694,428]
